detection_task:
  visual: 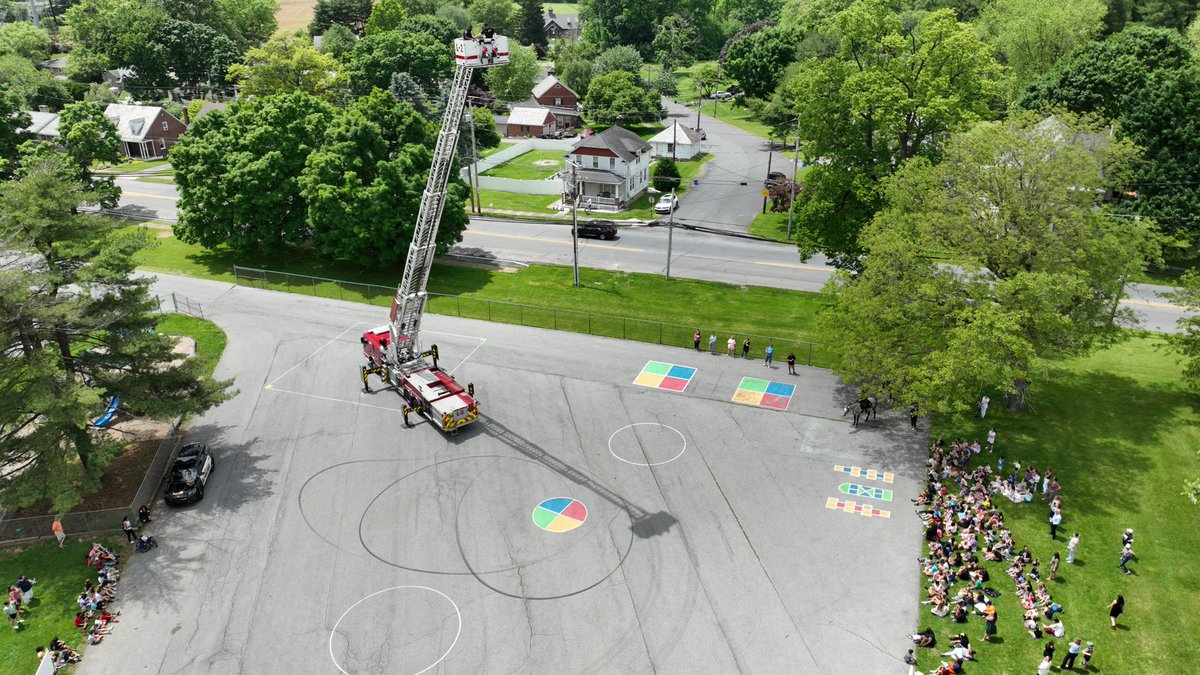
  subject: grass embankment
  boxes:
[481,149,565,180]
[914,334,1200,674]
[154,314,226,377]
[134,232,835,360]
[0,537,123,672]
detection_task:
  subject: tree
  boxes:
[691,61,724,98]
[591,45,644,81]
[722,25,796,99]
[365,0,407,36]
[1190,15,1200,53]
[784,1,1002,267]
[468,0,519,36]
[717,0,782,24]
[0,156,232,512]
[0,55,68,110]
[0,91,29,178]
[346,30,451,94]
[0,21,52,61]
[299,89,469,266]
[1017,28,1200,254]
[652,15,698,72]
[651,157,680,191]
[518,0,547,47]
[483,42,539,102]
[218,0,279,48]
[579,0,680,50]
[63,0,172,86]
[977,0,1107,93]
[818,113,1158,414]
[172,92,336,256]
[157,20,241,92]
[399,15,460,43]
[19,101,123,208]
[1135,0,1199,31]
[647,70,679,96]
[778,0,853,33]
[227,32,346,99]
[469,106,501,149]
[584,70,661,124]
[320,23,358,60]
[437,5,472,31]
[400,0,440,16]
[389,71,427,111]
[309,0,373,36]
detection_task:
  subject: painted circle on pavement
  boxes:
[532,497,587,532]
[328,585,462,675]
[608,423,688,466]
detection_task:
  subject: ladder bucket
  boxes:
[455,36,510,67]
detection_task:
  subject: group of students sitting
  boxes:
[909,436,1072,674]
[75,546,122,647]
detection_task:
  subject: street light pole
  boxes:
[665,187,676,281]
[787,134,800,240]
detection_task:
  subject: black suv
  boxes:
[575,219,617,240]
[163,442,214,505]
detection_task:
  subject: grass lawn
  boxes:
[749,212,796,242]
[588,123,666,141]
[479,141,519,159]
[135,176,176,185]
[97,159,169,174]
[542,1,578,13]
[471,189,560,213]
[481,149,565,180]
[154,315,226,378]
[0,536,123,671]
[914,334,1200,674]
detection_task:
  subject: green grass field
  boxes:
[481,149,565,180]
[0,537,122,671]
[471,189,561,214]
[154,315,227,377]
[914,334,1200,674]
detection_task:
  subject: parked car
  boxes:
[765,171,786,188]
[163,442,214,505]
[575,219,617,240]
[654,194,679,214]
[696,128,707,140]
[713,91,733,101]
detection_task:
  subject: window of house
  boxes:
[592,156,599,168]
[554,97,562,106]
[667,143,674,153]
[159,139,166,149]
[162,121,169,131]
[609,157,615,170]
[521,125,529,132]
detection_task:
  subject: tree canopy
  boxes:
[468,0,520,36]
[346,30,452,94]
[818,113,1158,413]
[228,31,345,99]
[977,0,1107,94]
[584,70,662,124]
[365,0,407,36]
[310,0,373,36]
[723,25,796,99]
[0,21,52,61]
[484,42,540,102]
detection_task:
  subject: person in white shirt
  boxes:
[1038,655,1053,675]
[941,646,974,661]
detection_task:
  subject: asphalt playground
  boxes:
[79,273,927,674]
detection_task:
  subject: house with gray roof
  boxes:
[563,126,651,210]
[103,104,187,159]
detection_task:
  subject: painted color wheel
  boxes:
[532,497,587,533]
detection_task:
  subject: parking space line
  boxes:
[263,386,401,413]
[266,322,366,387]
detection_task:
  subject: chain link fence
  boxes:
[233,266,833,367]
[0,420,182,544]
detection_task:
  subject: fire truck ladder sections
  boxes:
[391,63,475,364]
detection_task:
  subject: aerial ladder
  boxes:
[359,33,510,433]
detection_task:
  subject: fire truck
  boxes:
[359,34,510,432]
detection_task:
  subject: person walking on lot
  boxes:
[51,519,65,548]
[764,344,774,367]
[1061,638,1083,669]
[741,338,750,359]
[1067,533,1080,564]
[1108,594,1124,628]
[693,330,701,350]
[1118,544,1135,575]
[121,517,135,544]
[726,336,735,356]
[909,403,919,431]
[787,352,796,375]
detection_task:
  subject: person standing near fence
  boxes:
[726,336,735,356]
[709,334,717,354]
[121,517,136,544]
[741,338,750,359]
[764,344,774,367]
[693,330,701,350]
[51,519,65,549]
[787,352,796,375]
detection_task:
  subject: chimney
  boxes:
[547,8,555,17]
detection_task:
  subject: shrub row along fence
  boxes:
[0,419,182,544]
[232,266,835,368]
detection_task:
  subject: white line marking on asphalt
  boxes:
[329,586,462,675]
[266,322,366,387]
[264,387,401,413]
[608,423,688,467]
[448,338,487,376]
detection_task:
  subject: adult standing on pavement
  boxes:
[51,519,65,549]
[709,334,717,354]
[693,329,702,350]
[764,344,774,367]
[909,403,919,431]
[138,504,152,525]
[121,517,135,544]
[741,338,750,359]
[1108,594,1124,628]
[787,352,796,375]
[726,336,735,356]
[1067,533,1080,564]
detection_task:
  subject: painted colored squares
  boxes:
[532,498,588,533]
[633,361,697,392]
[731,377,796,410]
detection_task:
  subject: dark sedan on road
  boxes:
[163,442,214,505]
[574,219,617,240]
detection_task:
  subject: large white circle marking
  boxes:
[608,423,688,467]
[329,585,462,675]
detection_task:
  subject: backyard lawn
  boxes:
[471,189,561,214]
[0,537,124,672]
[914,334,1200,674]
[481,149,565,180]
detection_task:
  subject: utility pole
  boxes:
[671,121,677,162]
[665,187,676,281]
[695,87,702,133]
[762,150,773,214]
[468,100,481,214]
[569,161,581,287]
[787,134,800,240]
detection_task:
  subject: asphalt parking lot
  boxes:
[79,274,926,674]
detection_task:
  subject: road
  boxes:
[110,173,1190,334]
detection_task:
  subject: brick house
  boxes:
[505,106,557,138]
[103,104,187,159]
[544,9,579,39]
[504,76,582,130]
[562,126,651,211]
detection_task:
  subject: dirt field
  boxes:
[276,0,316,33]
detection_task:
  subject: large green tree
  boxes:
[583,70,661,123]
[365,0,407,36]
[0,21,52,61]
[345,30,452,94]
[228,31,346,99]
[319,23,358,60]
[399,15,461,44]
[591,45,644,81]
[784,1,1002,267]
[468,0,520,36]
[64,0,172,86]
[172,92,336,255]
[651,15,698,72]
[483,42,539,102]
[20,101,122,208]
[0,91,30,178]
[722,25,796,99]
[309,0,373,36]
[218,0,279,48]
[299,89,469,266]
[157,19,242,92]
[0,156,232,512]
[518,0,548,47]
[977,0,1107,93]
[818,113,1158,413]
